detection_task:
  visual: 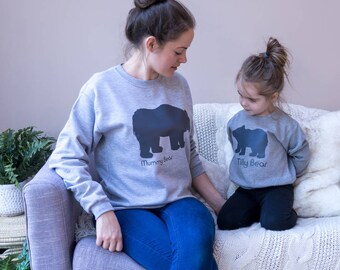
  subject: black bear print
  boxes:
[132,104,190,158]
[232,125,268,158]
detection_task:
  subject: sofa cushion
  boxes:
[73,236,144,270]
[294,109,340,217]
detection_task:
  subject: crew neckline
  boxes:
[115,64,163,88]
[248,107,283,119]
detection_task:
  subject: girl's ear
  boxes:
[271,92,279,103]
[145,36,159,52]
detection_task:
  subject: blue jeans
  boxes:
[115,197,217,270]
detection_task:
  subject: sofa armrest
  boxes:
[23,162,82,270]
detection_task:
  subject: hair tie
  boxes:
[263,52,269,58]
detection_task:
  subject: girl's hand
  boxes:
[95,211,123,252]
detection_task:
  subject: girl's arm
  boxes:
[288,124,311,177]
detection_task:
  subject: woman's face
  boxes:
[148,28,194,78]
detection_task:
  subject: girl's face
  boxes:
[148,28,194,78]
[236,81,277,116]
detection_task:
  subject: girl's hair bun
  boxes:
[134,0,165,9]
[265,37,289,69]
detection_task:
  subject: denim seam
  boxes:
[161,209,181,270]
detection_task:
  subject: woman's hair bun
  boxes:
[126,0,194,48]
[134,0,165,9]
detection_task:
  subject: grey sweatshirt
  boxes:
[227,109,310,189]
[49,64,204,219]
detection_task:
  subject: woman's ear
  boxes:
[145,36,158,52]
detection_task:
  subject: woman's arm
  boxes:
[49,87,114,219]
[192,172,226,215]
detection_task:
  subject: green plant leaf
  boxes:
[16,239,30,270]
[0,126,56,187]
[0,255,17,270]
[0,240,31,270]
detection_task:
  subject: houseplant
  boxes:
[0,239,30,270]
[0,126,55,216]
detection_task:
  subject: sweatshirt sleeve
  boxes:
[189,136,205,178]
[49,84,114,219]
[187,108,204,178]
[288,124,311,177]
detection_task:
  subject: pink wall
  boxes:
[185,1,340,111]
[1,0,339,137]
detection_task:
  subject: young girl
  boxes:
[217,37,310,231]
[49,0,225,269]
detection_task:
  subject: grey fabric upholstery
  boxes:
[23,163,143,270]
[23,163,80,269]
[73,236,144,270]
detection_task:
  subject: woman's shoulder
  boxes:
[157,72,191,98]
[88,66,118,84]
[79,65,120,93]
[167,71,189,86]
[172,71,186,81]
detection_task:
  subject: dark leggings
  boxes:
[217,184,297,231]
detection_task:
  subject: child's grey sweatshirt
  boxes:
[49,65,204,219]
[227,109,310,189]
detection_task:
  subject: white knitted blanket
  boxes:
[213,215,340,270]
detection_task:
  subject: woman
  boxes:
[49,0,225,269]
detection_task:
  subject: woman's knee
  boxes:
[162,198,217,269]
[181,198,216,240]
[167,197,215,227]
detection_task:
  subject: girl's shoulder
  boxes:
[229,109,247,121]
[273,109,301,126]
[227,110,247,128]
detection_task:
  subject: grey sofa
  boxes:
[23,103,340,270]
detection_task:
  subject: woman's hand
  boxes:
[192,173,226,215]
[95,211,123,252]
